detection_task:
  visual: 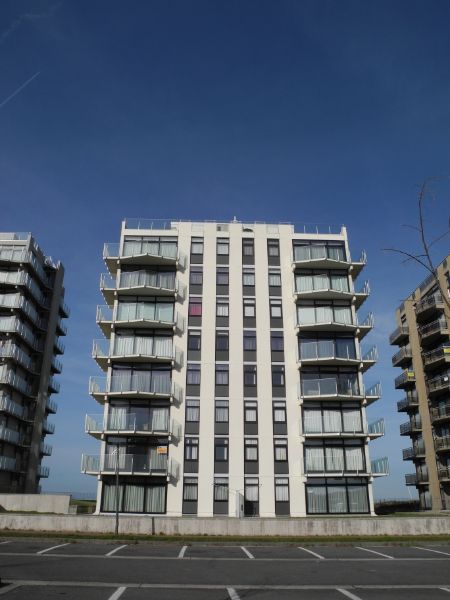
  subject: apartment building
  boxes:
[83,219,386,517]
[0,233,68,493]
[391,254,450,511]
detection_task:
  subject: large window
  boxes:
[271,331,284,352]
[187,330,201,351]
[117,297,174,323]
[303,404,362,434]
[243,331,257,351]
[268,270,281,287]
[297,301,353,326]
[102,483,166,514]
[244,401,257,423]
[243,269,255,286]
[295,271,349,294]
[214,478,228,502]
[304,440,366,473]
[215,364,229,386]
[189,267,203,286]
[216,268,229,286]
[272,365,285,387]
[300,367,360,397]
[245,477,259,501]
[215,400,229,423]
[244,438,258,461]
[186,364,201,385]
[243,298,256,317]
[186,399,200,423]
[267,239,280,257]
[299,336,356,361]
[217,238,229,256]
[216,299,229,317]
[293,241,346,262]
[275,478,289,502]
[306,479,369,514]
[183,477,198,501]
[242,239,254,257]
[216,331,229,351]
[190,238,204,256]
[270,299,282,318]
[274,439,288,462]
[273,401,287,424]
[188,298,202,316]
[185,438,199,461]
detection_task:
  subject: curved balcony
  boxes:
[430,404,450,424]
[415,293,444,322]
[394,370,416,390]
[89,375,182,403]
[402,442,426,461]
[389,326,409,346]
[423,346,450,370]
[103,241,183,275]
[392,346,412,368]
[427,373,450,397]
[92,338,181,371]
[434,436,450,453]
[100,271,184,305]
[418,317,449,345]
[397,392,419,412]
[81,452,179,479]
[85,413,181,439]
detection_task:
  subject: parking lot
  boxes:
[0,538,450,599]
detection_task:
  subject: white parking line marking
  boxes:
[227,588,241,600]
[106,545,128,557]
[36,543,70,555]
[355,546,394,559]
[337,589,363,600]
[107,587,126,600]
[298,546,325,559]
[241,546,254,559]
[178,545,187,558]
[415,546,450,557]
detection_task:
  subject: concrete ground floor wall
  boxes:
[0,494,71,514]
[0,513,449,536]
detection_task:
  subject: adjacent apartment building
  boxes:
[83,219,386,517]
[391,254,450,511]
[0,233,68,493]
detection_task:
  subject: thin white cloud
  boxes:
[0,71,40,110]
[0,2,62,45]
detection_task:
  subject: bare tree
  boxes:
[383,178,450,308]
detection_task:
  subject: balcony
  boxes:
[371,457,389,476]
[89,375,182,403]
[368,418,385,438]
[423,346,450,370]
[0,394,25,419]
[415,293,444,321]
[0,316,43,352]
[81,452,179,478]
[405,471,428,486]
[397,392,419,412]
[56,317,67,336]
[0,425,22,446]
[389,326,409,346]
[361,346,378,372]
[295,312,374,340]
[42,419,55,434]
[46,397,58,414]
[299,377,363,400]
[394,370,416,390]
[402,442,426,460]
[40,442,52,456]
[103,241,183,275]
[297,342,362,368]
[59,297,70,318]
[438,466,450,482]
[37,465,49,478]
[354,280,370,309]
[92,338,181,371]
[365,382,382,405]
[427,373,450,397]
[96,304,180,337]
[0,455,18,472]
[0,293,46,330]
[0,248,51,288]
[100,271,183,305]
[392,346,412,368]
[85,413,181,439]
[400,417,422,435]
[291,246,366,274]
[418,317,449,344]
[430,404,450,424]
[0,270,49,308]
[51,356,63,374]
[0,341,37,372]
[54,337,65,355]
[48,376,60,394]
[434,436,450,453]
[0,366,34,396]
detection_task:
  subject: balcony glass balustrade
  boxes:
[0,270,49,308]
[0,247,51,287]
[427,372,450,395]
[394,370,416,389]
[81,450,170,475]
[0,316,43,351]
[0,455,17,471]
[89,373,179,399]
[0,341,36,372]
[0,394,25,419]
[86,410,171,435]
[0,365,33,396]
[300,376,361,398]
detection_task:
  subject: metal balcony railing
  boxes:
[299,377,361,398]
[37,465,49,478]
[430,404,450,423]
[89,375,181,401]
[415,293,444,317]
[0,394,25,419]
[46,397,58,413]
[400,418,422,435]
[438,466,450,481]
[397,392,419,412]
[419,317,448,339]
[434,436,450,452]
[395,371,416,389]
[85,412,178,436]
[402,442,425,460]
[389,326,409,345]
[294,276,351,296]
[423,346,450,367]
[406,471,428,485]
[392,346,412,367]
[427,373,450,395]
[0,366,34,396]
[0,455,17,472]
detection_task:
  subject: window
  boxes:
[214,478,228,501]
[216,331,229,351]
[188,298,202,316]
[245,439,258,461]
[271,331,284,352]
[217,238,229,255]
[215,400,229,422]
[275,478,289,502]
[189,267,203,286]
[190,238,203,255]
[188,330,201,351]
[242,239,254,256]
[268,270,281,287]
[185,438,199,461]
[186,399,200,422]
[244,401,257,423]
[183,477,198,501]
[216,268,229,286]
[187,364,201,385]
[215,438,229,461]
[245,478,259,501]
[272,365,285,386]
[244,365,257,386]
[274,439,288,461]
[243,298,256,317]
[270,299,282,318]
[243,331,257,351]
[306,481,369,514]
[215,364,229,386]
[216,299,229,317]
[267,239,280,257]
[243,269,255,286]
[273,401,287,423]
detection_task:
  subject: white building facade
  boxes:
[83,219,386,517]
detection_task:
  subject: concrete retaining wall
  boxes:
[0,513,449,536]
[0,494,71,514]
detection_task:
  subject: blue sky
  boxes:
[1,0,449,499]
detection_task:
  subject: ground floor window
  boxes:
[101,480,166,513]
[306,478,369,514]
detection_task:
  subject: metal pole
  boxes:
[115,445,119,535]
